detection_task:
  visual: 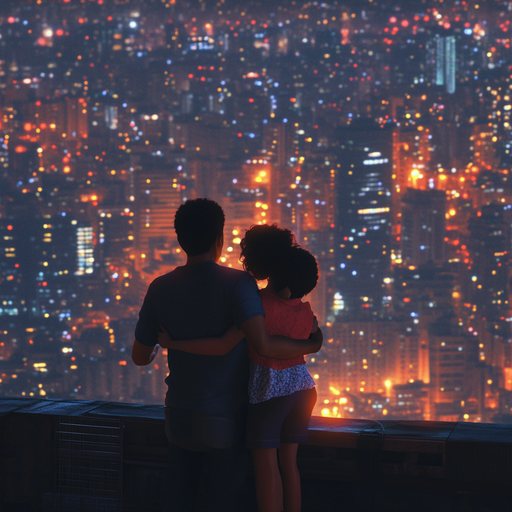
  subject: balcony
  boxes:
[2,396,512,511]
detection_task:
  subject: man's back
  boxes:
[135,260,263,414]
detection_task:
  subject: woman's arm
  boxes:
[157,325,245,356]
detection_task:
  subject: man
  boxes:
[132,198,322,512]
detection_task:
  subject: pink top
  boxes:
[248,287,316,370]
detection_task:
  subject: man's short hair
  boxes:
[174,198,225,256]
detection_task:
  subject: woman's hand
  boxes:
[148,344,160,363]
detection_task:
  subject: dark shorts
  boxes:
[246,387,317,449]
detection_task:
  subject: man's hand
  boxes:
[309,327,323,353]
[131,339,159,366]
[241,316,323,360]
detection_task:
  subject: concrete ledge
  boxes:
[2,397,512,511]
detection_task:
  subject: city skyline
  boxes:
[1,0,512,424]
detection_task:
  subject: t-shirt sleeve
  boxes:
[134,281,160,347]
[231,273,265,328]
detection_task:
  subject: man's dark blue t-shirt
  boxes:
[135,261,264,415]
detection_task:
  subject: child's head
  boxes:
[240,224,318,299]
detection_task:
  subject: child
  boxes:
[159,224,319,512]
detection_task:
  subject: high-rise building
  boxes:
[467,204,510,337]
[430,34,456,94]
[134,168,183,278]
[401,188,447,267]
[333,122,393,318]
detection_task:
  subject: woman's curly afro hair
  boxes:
[240,224,318,298]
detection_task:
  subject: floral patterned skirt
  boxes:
[248,362,315,404]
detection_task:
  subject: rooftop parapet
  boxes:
[2,397,512,511]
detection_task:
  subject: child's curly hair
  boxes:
[240,224,318,299]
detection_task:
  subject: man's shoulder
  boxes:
[150,263,251,287]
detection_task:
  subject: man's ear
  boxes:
[214,232,224,260]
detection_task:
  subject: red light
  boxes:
[238,133,243,137]
[251,20,256,25]
[119,361,127,366]
[7,17,16,24]
[78,18,84,24]
[37,37,47,46]
[24,123,32,132]
[443,22,451,29]
[42,282,47,287]
[56,29,64,36]
[248,98,254,103]
[389,16,397,23]
[401,20,409,27]
[15,146,27,153]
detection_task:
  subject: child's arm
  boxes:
[241,315,323,359]
[157,325,245,356]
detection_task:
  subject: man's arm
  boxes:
[131,339,160,366]
[241,315,322,359]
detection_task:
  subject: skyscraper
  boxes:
[401,188,447,267]
[333,121,393,318]
[430,34,456,95]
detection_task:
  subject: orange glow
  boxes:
[15,146,27,153]
[63,166,71,173]
[24,123,32,132]
[119,361,127,366]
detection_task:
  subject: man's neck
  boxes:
[185,253,216,266]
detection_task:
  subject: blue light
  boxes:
[129,21,137,28]
[340,263,346,269]
[352,270,357,276]
[263,119,268,124]
[283,118,288,123]
[167,59,172,65]
[464,28,473,35]
[420,245,425,250]
[274,82,279,87]
[318,99,323,104]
